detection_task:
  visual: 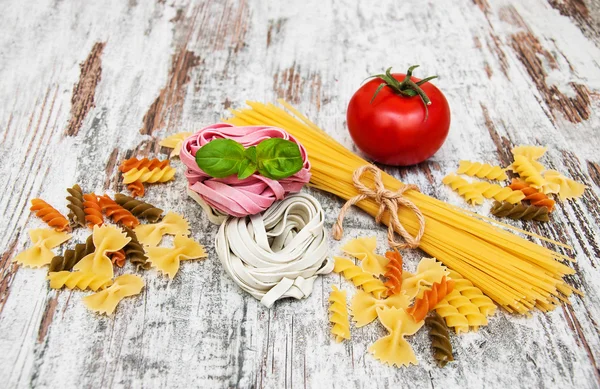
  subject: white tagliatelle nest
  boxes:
[215,192,333,308]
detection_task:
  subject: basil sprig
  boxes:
[195,138,304,180]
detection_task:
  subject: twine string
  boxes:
[332,165,425,249]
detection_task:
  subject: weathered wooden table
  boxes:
[1,0,599,388]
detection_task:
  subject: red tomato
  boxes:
[346,72,450,166]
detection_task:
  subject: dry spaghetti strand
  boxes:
[225,100,579,315]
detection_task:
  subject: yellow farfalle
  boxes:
[543,170,586,199]
[401,257,448,299]
[83,274,145,315]
[350,289,409,327]
[73,225,130,279]
[368,306,423,367]
[47,270,112,291]
[333,256,387,298]
[341,236,389,276]
[457,160,507,181]
[147,235,206,278]
[442,174,485,204]
[134,211,190,247]
[122,166,175,184]
[159,132,192,158]
[328,285,350,342]
[13,228,71,268]
[511,145,547,161]
[434,270,496,333]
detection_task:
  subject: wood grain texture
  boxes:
[1,0,599,388]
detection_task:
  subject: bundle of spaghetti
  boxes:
[508,179,555,211]
[30,199,71,232]
[98,195,140,228]
[225,100,578,314]
[82,194,103,228]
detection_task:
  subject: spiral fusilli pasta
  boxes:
[442,174,484,204]
[30,199,71,232]
[350,289,409,327]
[333,257,387,298]
[114,194,163,222]
[109,249,126,267]
[508,179,555,211]
[119,157,170,173]
[383,250,403,295]
[328,285,351,342]
[159,132,192,158]
[83,193,103,228]
[426,312,454,367]
[122,226,150,270]
[369,307,423,367]
[471,181,526,204]
[98,195,140,228]
[122,166,175,184]
[490,201,549,222]
[47,270,112,291]
[66,184,86,228]
[406,276,455,322]
[510,155,546,188]
[49,234,95,272]
[126,180,145,198]
[434,270,496,333]
[457,161,507,181]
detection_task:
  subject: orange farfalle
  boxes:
[406,276,455,322]
[98,195,140,228]
[30,199,71,232]
[508,179,555,212]
[83,193,104,229]
[119,158,170,173]
[384,249,403,295]
[127,180,145,198]
[109,249,127,268]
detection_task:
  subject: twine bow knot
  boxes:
[332,165,425,249]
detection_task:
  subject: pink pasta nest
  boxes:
[180,123,311,218]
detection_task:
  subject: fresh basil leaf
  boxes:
[256,138,303,180]
[237,158,257,179]
[195,138,245,178]
[245,146,257,163]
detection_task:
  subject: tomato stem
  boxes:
[367,65,438,121]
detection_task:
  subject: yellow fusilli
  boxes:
[471,182,526,204]
[434,270,496,333]
[442,174,484,205]
[333,257,387,298]
[328,285,351,342]
[510,155,546,189]
[457,160,507,181]
[122,166,176,184]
